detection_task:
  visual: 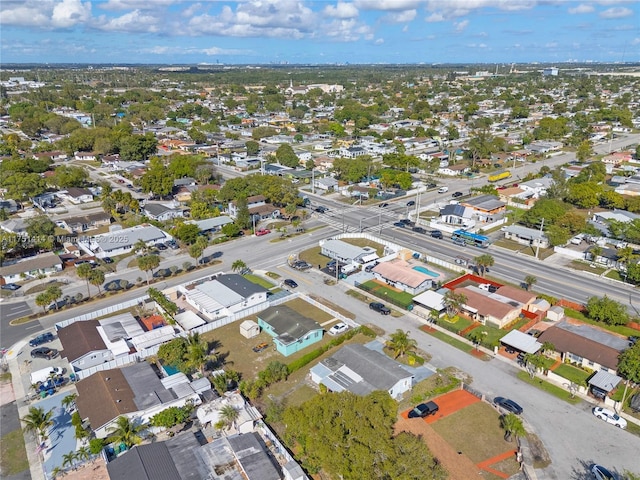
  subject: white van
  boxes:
[438,186,449,193]
[341,264,359,276]
[30,367,63,384]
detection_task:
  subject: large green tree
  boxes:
[275,143,300,168]
[586,295,629,326]
[140,157,173,197]
[617,343,640,384]
[282,391,445,480]
[106,416,143,448]
[385,329,417,359]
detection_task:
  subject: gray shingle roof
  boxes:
[216,273,267,298]
[258,305,321,346]
[107,442,181,480]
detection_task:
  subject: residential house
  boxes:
[439,204,475,229]
[75,362,201,438]
[518,177,554,198]
[438,163,470,176]
[0,252,62,283]
[536,321,629,374]
[186,216,233,234]
[257,305,323,357]
[56,187,93,204]
[33,151,68,162]
[57,320,113,372]
[196,391,262,433]
[525,141,562,153]
[74,151,97,161]
[310,343,414,400]
[314,176,338,192]
[228,195,281,221]
[412,290,447,318]
[320,239,379,265]
[77,224,173,259]
[179,273,268,321]
[502,225,550,249]
[57,212,112,234]
[460,195,506,222]
[0,199,19,214]
[453,285,523,328]
[0,217,29,236]
[371,259,437,295]
[143,203,185,222]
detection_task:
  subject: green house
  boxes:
[257,305,324,357]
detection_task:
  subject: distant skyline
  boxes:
[1,0,639,65]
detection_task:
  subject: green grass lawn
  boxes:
[466,323,508,348]
[437,315,474,334]
[421,327,475,354]
[552,363,590,386]
[0,429,29,476]
[360,280,414,306]
[517,371,581,404]
[298,246,330,268]
[24,280,67,295]
[243,273,275,289]
[564,308,640,337]
[569,260,607,275]
[431,402,520,476]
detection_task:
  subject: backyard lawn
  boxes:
[242,273,275,289]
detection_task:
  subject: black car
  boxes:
[156,243,168,251]
[393,221,406,228]
[283,279,298,289]
[369,302,391,315]
[452,191,463,198]
[31,347,59,360]
[430,230,443,239]
[412,226,426,234]
[494,397,523,415]
[399,218,412,225]
[103,257,114,264]
[48,299,68,311]
[1,283,21,291]
[29,332,55,347]
[379,202,389,208]
[406,200,416,207]
[408,401,439,418]
[426,183,437,189]
[315,206,329,213]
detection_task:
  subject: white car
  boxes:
[592,407,627,429]
[328,323,348,336]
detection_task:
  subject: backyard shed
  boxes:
[240,320,260,338]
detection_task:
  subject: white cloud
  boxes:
[324,18,374,42]
[599,7,633,19]
[425,0,537,20]
[51,0,91,28]
[426,12,444,22]
[142,45,247,56]
[374,38,384,45]
[454,19,469,32]
[98,9,162,33]
[631,37,640,46]
[354,0,422,11]
[324,2,359,19]
[0,2,51,27]
[385,9,417,23]
[568,4,594,14]
[100,0,183,11]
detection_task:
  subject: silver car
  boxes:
[592,407,627,429]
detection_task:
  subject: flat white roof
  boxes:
[174,310,206,330]
[413,290,445,311]
[500,330,542,354]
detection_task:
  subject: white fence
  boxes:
[553,246,585,260]
[325,232,402,255]
[55,296,149,329]
[257,420,310,480]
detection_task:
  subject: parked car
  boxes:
[430,230,443,239]
[255,228,271,236]
[408,401,439,418]
[315,206,329,213]
[1,283,21,291]
[406,200,416,207]
[452,191,463,198]
[494,397,523,415]
[29,332,55,347]
[252,342,269,353]
[167,241,179,250]
[399,218,412,225]
[629,335,638,347]
[369,302,391,315]
[328,323,349,336]
[592,407,626,429]
[379,202,389,208]
[412,226,426,234]
[48,299,68,311]
[31,347,59,360]
[590,464,617,480]
[283,279,298,289]
[292,261,312,270]
[103,257,114,264]
[437,186,449,193]
[156,243,168,251]
[364,262,379,272]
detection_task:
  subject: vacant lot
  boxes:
[360,279,414,306]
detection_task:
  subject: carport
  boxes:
[500,330,542,354]
[588,370,621,398]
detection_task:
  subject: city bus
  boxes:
[451,229,491,249]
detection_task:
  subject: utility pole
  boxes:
[311,168,315,194]
[535,218,545,259]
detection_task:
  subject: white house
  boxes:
[77,224,173,259]
[0,252,63,283]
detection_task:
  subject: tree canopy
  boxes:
[281,391,446,479]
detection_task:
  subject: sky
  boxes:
[1,0,639,65]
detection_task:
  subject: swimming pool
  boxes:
[163,364,180,376]
[412,265,439,277]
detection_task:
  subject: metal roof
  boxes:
[500,330,542,354]
[588,370,621,392]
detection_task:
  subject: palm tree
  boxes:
[133,238,149,255]
[106,416,143,449]
[35,292,52,313]
[385,329,418,359]
[231,259,247,273]
[524,275,537,291]
[76,263,93,299]
[501,413,526,442]
[75,445,91,465]
[138,254,160,285]
[474,254,495,276]
[21,406,54,441]
[218,404,240,432]
[443,290,467,317]
[89,269,105,296]
[184,332,208,375]
[46,285,63,310]
[589,245,603,263]
[62,393,77,413]
[62,451,77,470]
[50,466,66,479]
[468,328,487,351]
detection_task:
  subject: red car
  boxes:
[255,229,271,236]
